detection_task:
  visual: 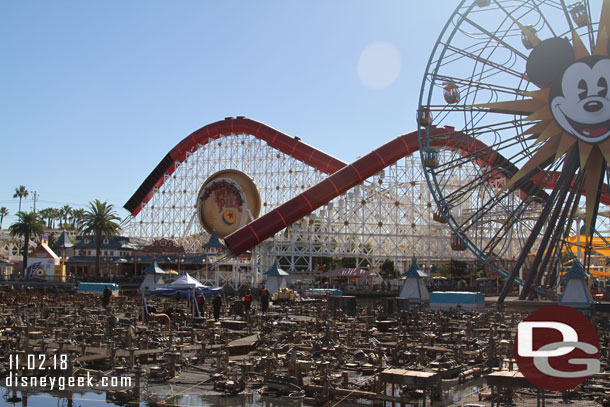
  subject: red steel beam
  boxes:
[168,117,346,172]
[225,125,610,256]
[531,172,610,205]
[225,127,452,256]
[124,117,345,217]
[125,117,610,249]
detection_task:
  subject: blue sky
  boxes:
[1,1,454,225]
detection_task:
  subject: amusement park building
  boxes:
[121,117,490,283]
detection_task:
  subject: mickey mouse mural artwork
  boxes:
[482,1,610,237]
[526,37,610,144]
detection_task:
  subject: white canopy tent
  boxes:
[560,261,593,307]
[263,261,289,296]
[138,261,167,294]
[398,260,429,301]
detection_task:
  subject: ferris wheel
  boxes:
[418,0,609,301]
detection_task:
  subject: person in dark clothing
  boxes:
[196,293,205,317]
[212,294,222,321]
[260,285,270,314]
[242,289,252,316]
[102,286,112,309]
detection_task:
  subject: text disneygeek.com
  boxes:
[5,373,132,391]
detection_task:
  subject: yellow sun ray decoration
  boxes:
[478,0,610,239]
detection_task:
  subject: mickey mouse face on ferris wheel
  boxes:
[526,37,610,144]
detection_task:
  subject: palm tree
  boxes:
[41,208,53,229]
[38,208,50,228]
[71,208,85,228]
[0,207,8,229]
[9,211,45,272]
[60,205,72,228]
[51,208,62,229]
[13,186,29,212]
[79,200,121,276]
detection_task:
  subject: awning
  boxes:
[399,261,427,279]
[321,268,377,277]
[142,261,167,274]
[150,273,223,297]
[264,261,289,276]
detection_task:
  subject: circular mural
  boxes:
[196,170,261,238]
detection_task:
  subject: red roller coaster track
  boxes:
[125,117,609,256]
[224,125,557,256]
[124,117,346,217]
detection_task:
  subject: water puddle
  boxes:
[1,378,485,407]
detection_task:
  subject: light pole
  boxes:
[105,258,111,279]
[205,256,209,283]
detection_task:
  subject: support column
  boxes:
[498,148,579,303]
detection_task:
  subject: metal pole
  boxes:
[583,161,607,275]
[32,191,38,213]
[521,163,578,299]
[498,148,579,304]
[537,171,584,294]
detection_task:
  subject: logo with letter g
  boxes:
[514,305,600,391]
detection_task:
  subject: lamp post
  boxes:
[105,257,111,279]
[205,255,209,283]
[177,258,184,274]
[133,256,138,277]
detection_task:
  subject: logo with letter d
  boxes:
[514,305,600,391]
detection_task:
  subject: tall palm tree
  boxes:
[38,208,49,228]
[79,200,120,276]
[0,207,8,229]
[71,208,85,228]
[61,205,72,227]
[9,211,45,272]
[42,208,53,229]
[13,186,29,212]
[51,208,62,229]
